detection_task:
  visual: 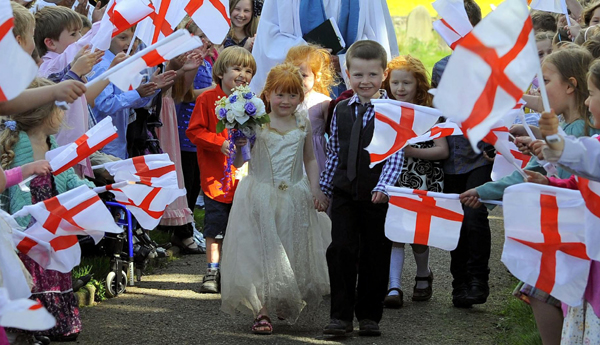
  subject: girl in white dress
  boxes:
[220,63,331,335]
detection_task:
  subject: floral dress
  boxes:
[397,141,444,192]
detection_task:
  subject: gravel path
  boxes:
[77,209,513,344]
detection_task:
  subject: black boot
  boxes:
[452,281,472,308]
[465,277,489,305]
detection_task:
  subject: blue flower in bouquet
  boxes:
[229,95,238,103]
[218,107,228,119]
[243,92,253,100]
[244,102,257,117]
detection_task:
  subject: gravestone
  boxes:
[406,5,434,42]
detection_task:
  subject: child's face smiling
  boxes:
[388,69,417,103]
[220,65,253,94]
[231,0,252,29]
[585,76,600,128]
[51,26,81,54]
[347,58,387,103]
[269,90,301,118]
[109,31,134,55]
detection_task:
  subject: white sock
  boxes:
[413,247,431,289]
[388,244,405,296]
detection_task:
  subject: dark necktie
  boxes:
[347,103,369,181]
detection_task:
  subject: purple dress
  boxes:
[301,92,331,174]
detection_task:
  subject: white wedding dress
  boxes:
[220,114,331,323]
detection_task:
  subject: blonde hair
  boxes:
[383,55,432,107]
[226,0,258,41]
[544,48,594,135]
[34,7,82,56]
[10,2,35,40]
[284,44,337,96]
[0,78,58,169]
[212,46,256,86]
[260,63,305,113]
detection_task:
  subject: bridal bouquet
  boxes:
[215,84,269,161]
[215,85,269,192]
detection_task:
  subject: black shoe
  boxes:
[72,274,92,292]
[358,319,381,337]
[34,336,51,345]
[323,319,353,336]
[48,332,79,342]
[452,283,473,308]
[465,278,489,305]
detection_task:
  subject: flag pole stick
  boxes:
[18,175,37,192]
[126,25,140,56]
[509,159,529,180]
[93,181,131,194]
[479,199,503,206]
[536,62,563,143]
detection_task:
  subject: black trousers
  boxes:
[443,164,492,287]
[327,191,391,323]
[181,151,201,212]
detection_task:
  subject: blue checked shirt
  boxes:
[320,91,404,198]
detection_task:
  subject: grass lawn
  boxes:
[495,280,543,345]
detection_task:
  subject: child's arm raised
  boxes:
[303,120,329,211]
[0,81,87,115]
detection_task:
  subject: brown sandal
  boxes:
[252,314,273,335]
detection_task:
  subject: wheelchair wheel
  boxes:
[105,270,127,298]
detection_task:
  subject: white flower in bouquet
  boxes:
[231,100,249,124]
[215,85,270,134]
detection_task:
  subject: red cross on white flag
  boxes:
[432,0,473,49]
[576,177,600,261]
[0,288,55,331]
[491,140,532,180]
[101,153,177,187]
[88,29,202,92]
[90,0,154,51]
[12,185,123,243]
[366,99,442,167]
[46,117,117,175]
[105,183,186,230]
[0,0,38,102]
[407,121,463,145]
[433,0,538,152]
[13,225,81,273]
[136,0,188,46]
[385,187,464,251]
[502,183,590,306]
[185,0,230,44]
